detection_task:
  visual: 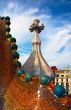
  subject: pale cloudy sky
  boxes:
[0,0,71,69]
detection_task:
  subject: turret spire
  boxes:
[23,19,52,76]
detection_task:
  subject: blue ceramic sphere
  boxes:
[53,84,66,97]
[40,75,51,85]
[25,73,32,82]
[16,68,24,76]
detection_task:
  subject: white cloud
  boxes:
[24,8,39,15]
[41,24,71,68]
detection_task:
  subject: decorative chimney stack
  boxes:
[23,19,52,76]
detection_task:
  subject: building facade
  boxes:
[51,66,71,95]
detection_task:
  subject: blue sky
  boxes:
[0,0,71,69]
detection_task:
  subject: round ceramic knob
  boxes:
[25,73,32,82]
[40,75,51,85]
[53,84,66,97]
[16,68,24,76]
[14,61,21,68]
[6,27,11,32]
[5,16,10,21]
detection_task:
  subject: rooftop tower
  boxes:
[23,19,52,76]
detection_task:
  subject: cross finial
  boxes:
[29,19,45,33]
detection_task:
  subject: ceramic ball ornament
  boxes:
[16,68,24,76]
[40,75,51,85]
[53,84,66,97]
[25,73,32,82]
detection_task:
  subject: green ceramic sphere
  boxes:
[13,52,19,59]
[16,68,24,76]
[11,44,18,50]
[5,16,10,21]
[25,73,32,82]
[6,34,12,38]
[14,61,21,68]
[40,75,51,85]
[6,27,11,32]
[11,38,16,42]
